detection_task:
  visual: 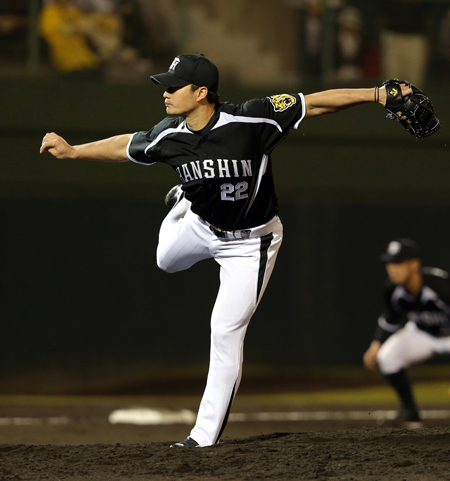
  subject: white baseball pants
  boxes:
[157,198,283,446]
[377,321,450,375]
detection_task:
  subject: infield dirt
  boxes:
[1,426,450,481]
[1,367,450,480]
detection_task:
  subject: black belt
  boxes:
[209,224,252,239]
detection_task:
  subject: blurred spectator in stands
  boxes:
[73,0,116,13]
[334,6,364,83]
[117,0,151,60]
[40,0,151,77]
[39,0,101,74]
[378,0,430,87]
[140,0,178,62]
[73,0,152,71]
[302,0,324,79]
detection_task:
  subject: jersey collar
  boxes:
[185,105,221,136]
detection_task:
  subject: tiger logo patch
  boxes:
[269,94,297,112]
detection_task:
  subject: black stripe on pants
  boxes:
[214,233,274,444]
[257,233,274,301]
[215,382,236,444]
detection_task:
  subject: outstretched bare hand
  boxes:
[40,132,75,159]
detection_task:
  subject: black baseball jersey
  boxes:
[127,93,306,231]
[374,268,450,342]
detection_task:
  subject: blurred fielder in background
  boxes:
[364,238,450,427]
[41,53,413,447]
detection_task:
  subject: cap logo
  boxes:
[387,241,401,255]
[169,57,181,71]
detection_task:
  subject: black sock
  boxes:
[384,369,418,413]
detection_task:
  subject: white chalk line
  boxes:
[0,416,70,426]
[2,410,449,427]
[229,410,450,422]
[107,408,450,425]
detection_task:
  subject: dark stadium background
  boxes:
[1,0,450,395]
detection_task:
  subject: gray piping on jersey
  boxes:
[377,315,400,333]
[127,123,193,165]
[211,112,283,133]
[422,267,448,279]
[126,133,154,165]
[144,123,193,154]
[421,285,439,303]
[244,154,268,217]
[293,93,306,130]
[421,286,450,313]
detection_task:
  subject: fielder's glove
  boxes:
[382,79,440,139]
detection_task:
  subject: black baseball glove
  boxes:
[382,79,440,139]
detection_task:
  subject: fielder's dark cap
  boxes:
[378,238,421,263]
[151,53,219,92]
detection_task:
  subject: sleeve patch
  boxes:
[268,94,297,112]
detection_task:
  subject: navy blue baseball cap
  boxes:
[379,238,421,263]
[151,53,219,92]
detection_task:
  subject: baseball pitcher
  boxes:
[41,53,431,447]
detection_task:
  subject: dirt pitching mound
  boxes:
[1,426,449,480]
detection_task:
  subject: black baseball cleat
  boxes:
[165,184,184,209]
[170,436,199,448]
[379,408,423,429]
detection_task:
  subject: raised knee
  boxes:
[156,258,176,274]
[156,247,174,273]
[157,252,185,273]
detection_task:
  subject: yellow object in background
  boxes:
[39,1,99,73]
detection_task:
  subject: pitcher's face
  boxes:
[163,85,199,117]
